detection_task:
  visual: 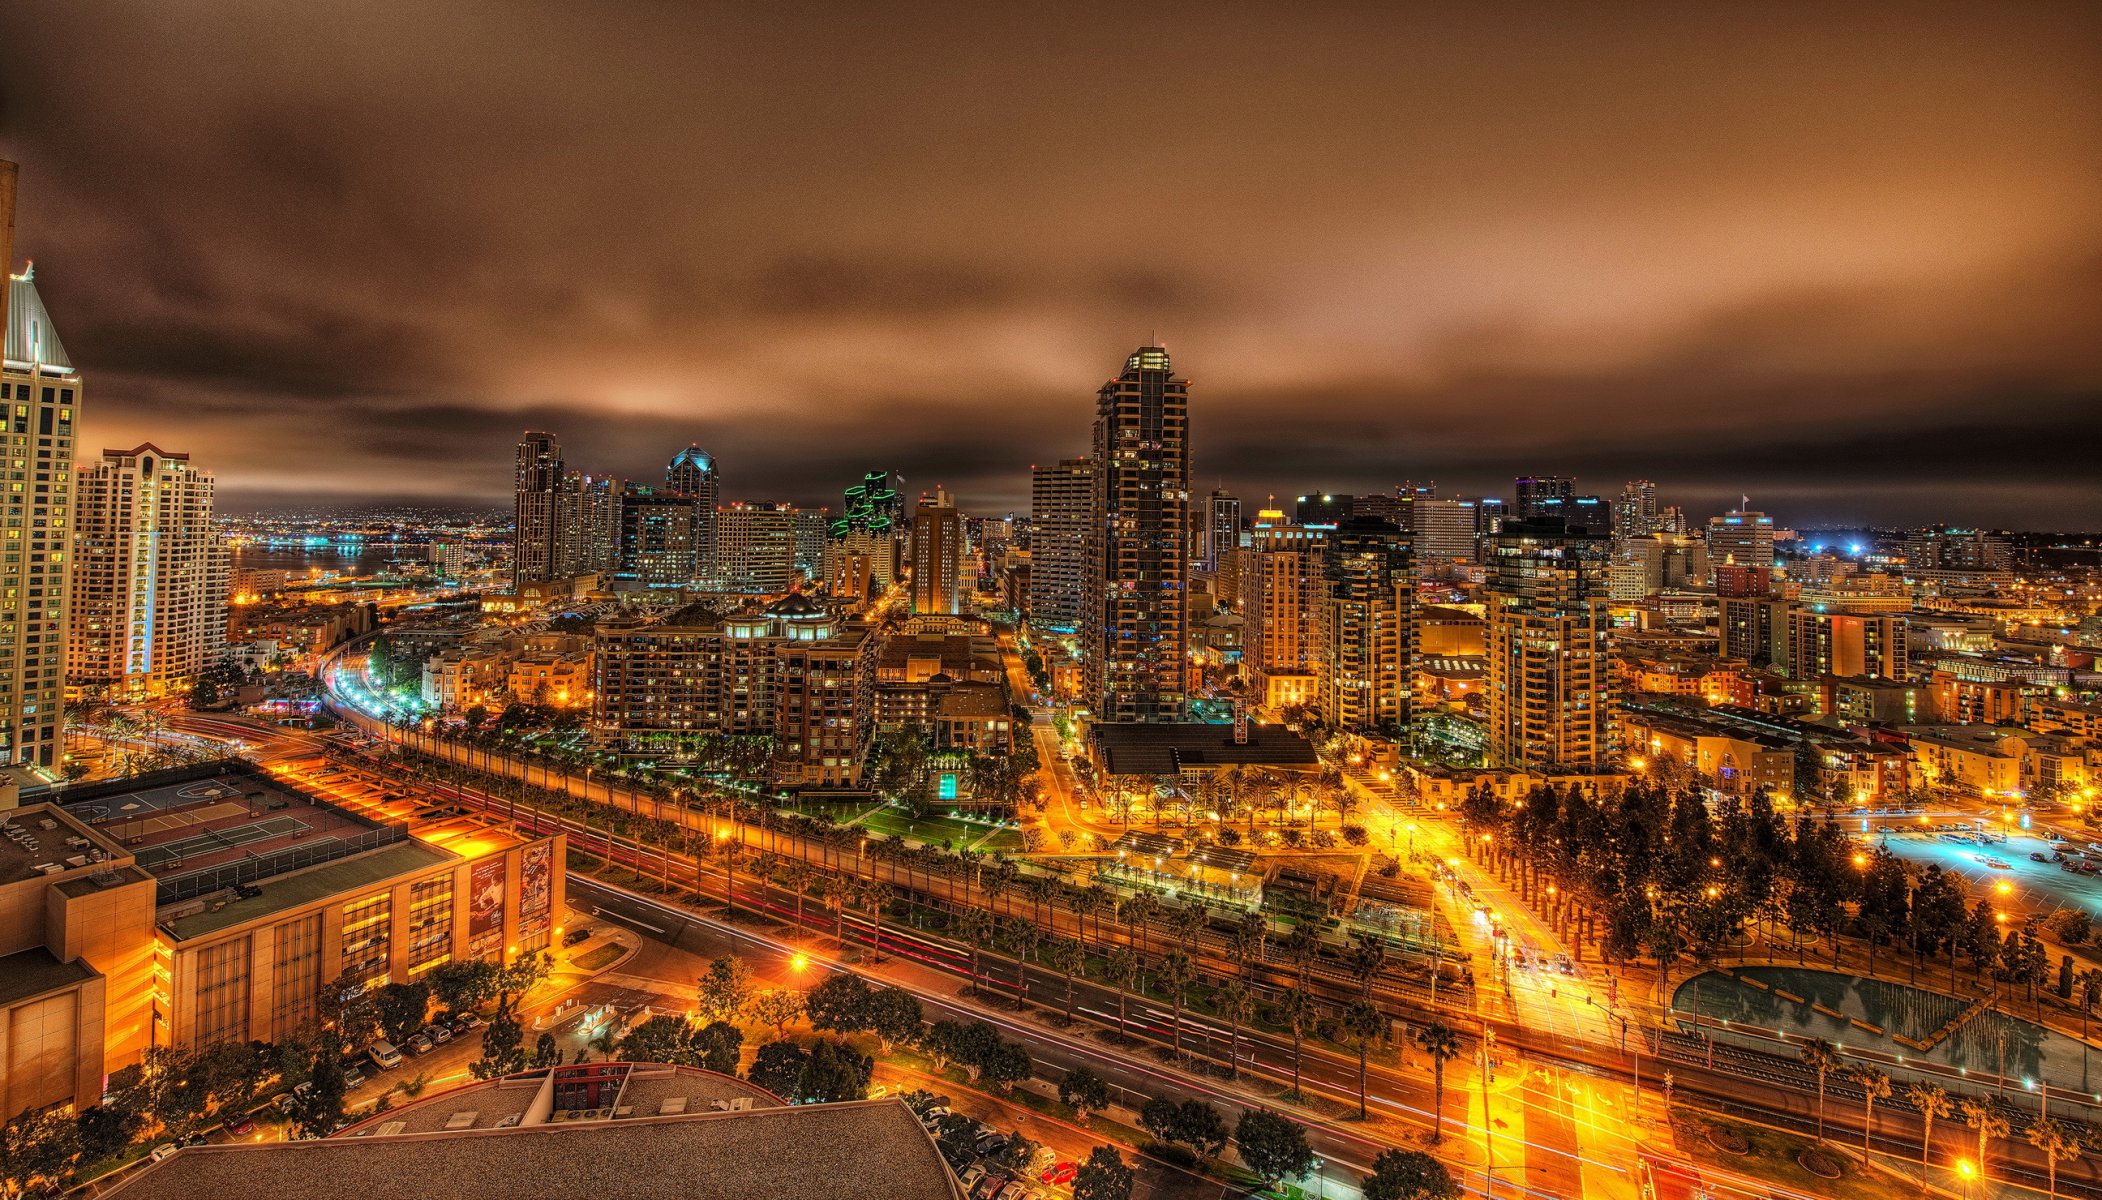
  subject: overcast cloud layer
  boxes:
[3,2,2098,527]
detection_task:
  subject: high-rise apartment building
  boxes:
[1319,517,1412,732]
[910,487,964,616]
[1786,609,1908,683]
[1515,475,1575,520]
[1027,458,1092,633]
[1239,515,1327,697]
[1485,518,1614,768]
[1707,508,1775,568]
[68,445,228,698]
[556,473,620,579]
[1,163,80,766]
[1083,346,1189,723]
[1614,480,1660,540]
[665,444,719,583]
[1606,532,1709,601]
[512,432,564,586]
[1905,529,2011,574]
[1200,489,1240,572]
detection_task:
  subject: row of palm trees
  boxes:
[1800,1037,2090,1198]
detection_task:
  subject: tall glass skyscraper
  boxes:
[1083,346,1189,723]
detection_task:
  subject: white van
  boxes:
[368,1040,404,1070]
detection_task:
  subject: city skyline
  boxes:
[1,4,2098,525]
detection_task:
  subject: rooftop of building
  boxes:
[159,839,453,941]
[0,803,125,886]
[5,265,72,373]
[0,945,96,1007]
[1090,721,1319,776]
[937,683,1012,719]
[107,1094,960,1200]
[337,1063,780,1137]
[1897,724,2032,755]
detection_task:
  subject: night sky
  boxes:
[3,3,2098,526]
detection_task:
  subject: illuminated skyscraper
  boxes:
[1083,346,1189,722]
[910,487,964,616]
[718,502,799,593]
[666,444,719,583]
[1514,475,1574,520]
[1614,479,1659,540]
[1239,512,1326,705]
[1,162,80,766]
[1200,489,1240,572]
[1410,498,1479,564]
[614,486,698,587]
[1485,517,1613,768]
[1027,458,1092,633]
[513,431,564,586]
[1319,517,1412,732]
[1707,507,1775,568]
[68,445,227,698]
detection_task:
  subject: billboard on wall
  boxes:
[468,858,507,940]
[518,841,553,934]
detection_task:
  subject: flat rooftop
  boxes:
[63,768,408,906]
[1090,721,1319,776]
[108,1097,963,1200]
[160,839,453,941]
[0,803,122,886]
[337,1064,780,1137]
[0,945,97,1007]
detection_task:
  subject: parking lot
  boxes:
[1878,824,2102,919]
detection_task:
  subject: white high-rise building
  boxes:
[68,445,228,698]
[1,162,81,766]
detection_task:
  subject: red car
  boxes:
[1040,1162,1076,1185]
[224,1112,256,1136]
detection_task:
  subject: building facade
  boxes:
[1319,516,1413,732]
[1082,347,1190,723]
[909,488,964,616]
[1485,518,1614,768]
[67,445,227,698]
[1027,458,1092,632]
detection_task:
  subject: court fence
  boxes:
[155,821,411,904]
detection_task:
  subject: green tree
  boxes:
[617,1015,697,1065]
[374,981,431,1043]
[533,1031,561,1068]
[804,974,875,1036]
[1073,1146,1135,1200]
[473,997,525,1080]
[1059,1066,1110,1124]
[697,955,755,1026]
[1959,1096,2008,1191]
[1170,1100,1229,1161]
[1363,1148,1458,1200]
[750,988,804,1039]
[747,1040,809,1099]
[797,1039,874,1103]
[0,1106,81,1198]
[1414,1021,1462,1143]
[693,1021,744,1074]
[1102,948,1139,1038]
[427,960,501,1014]
[1346,1001,1385,1119]
[1219,981,1254,1082]
[983,1040,1033,1094]
[1159,950,1194,1060]
[867,987,923,1052]
[1275,987,1313,1100]
[1849,1064,1891,1161]
[1235,1109,1316,1188]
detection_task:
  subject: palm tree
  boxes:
[1159,951,1194,1061]
[958,909,995,994]
[1219,981,1254,1081]
[1345,933,1388,1002]
[1282,925,1319,987]
[864,881,894,963]
[1799,1038,1843,1143]
[1276,986,1313,1101]
[1849,1064,1891,1162]
[1103,947,1139,1038]
[719,835,745,917]
[1004,919,1043,1001]
[1230,911,1267,979]
[1901,1082,1951,1193]
[782,860,812,937]
[1049,937,1087,1023]
[1958,1097,2007,1189]
[1415,1020,1463,1144]
[2026,1117,2084,1200]
[1345,1001,1383,1120]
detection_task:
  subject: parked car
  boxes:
[178,1132,208,1148]
[273,1093,301,1115]
[368,1040,404,1070]
[342,1065,367,1089]
[427,1024,453,1045]
[451,1013,484,1033]
[150,1144,180,1163]
[407,1033,434,1055]
[1040,1162,1077,1185]
[562,927,592,947]
[225,1112,256,1136]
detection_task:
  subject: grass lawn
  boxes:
[855,806,1023,852]
[1671,1105,1914,1200]
[571,941,627,972]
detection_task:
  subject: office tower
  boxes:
[68,445,228,698]
[1294,493,1351,526]
[1083,346,1190,723]
[1607,532,1710,600]
[1028,458,1092,633]
[1707,507,1775,568]
[1787,609,1908,682]
[823,470,903,600]
[1476,497,1508,538]
[1200,489,1241,572]
[665,444,719,583]
[1,164,81,766]
[1351,492,1412,528]
[1320,516,1413,732]
[910,487,964,616]
[1239,515,1327,693]
[513,431,564,586]
[792,508,830,581]
[1411,498,1479,564]
[1484,517,1614,768]
[1614,480,1659,540]
[614,485,698,587]
[1515,475,1575,520]
[717,503,799,593]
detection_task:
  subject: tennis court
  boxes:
[65,778,252,828]
[133,815,312,870]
